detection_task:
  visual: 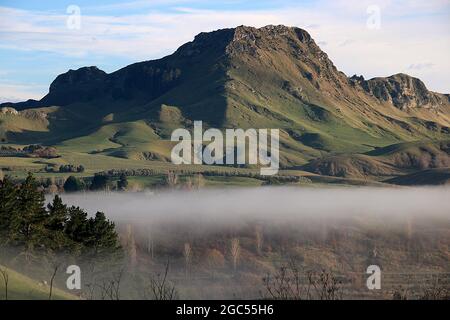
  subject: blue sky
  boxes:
[0,0,449,102]
[0,0,317,14]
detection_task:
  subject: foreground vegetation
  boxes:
[0,174,119,255]
[0,174,122,299]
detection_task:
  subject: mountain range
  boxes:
[1,25,449,184]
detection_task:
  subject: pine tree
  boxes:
[87,212,119,254]
[64,206,89,244]
[1,173,120,257]
[45,195,71,251]
[47,195,68,231]
[9,173,48,249]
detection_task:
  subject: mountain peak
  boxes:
[177,25,316,58]
[41,66,107,106]
[225,25,315,54]
[232,24,311,40]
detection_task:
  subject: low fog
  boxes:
[20,187,450,300]
[55,186,450,226]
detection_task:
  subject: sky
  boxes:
[0,0,449,102]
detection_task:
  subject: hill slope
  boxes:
[0,265,77,300]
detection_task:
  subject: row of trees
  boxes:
[0,174,120,255]
[45,164,85,173]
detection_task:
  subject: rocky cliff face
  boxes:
[39,62,184,106]
[40,66,107,106]
[350,73,449,110]
[225,25,349,92]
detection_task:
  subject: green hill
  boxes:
[299,140,450,180]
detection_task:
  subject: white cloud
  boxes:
[408,63,435,71]
[84,0,197,12]
[0,1,449,93]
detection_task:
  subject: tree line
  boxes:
[63,173,128,192]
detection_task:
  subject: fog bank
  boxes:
[55,187,450,225]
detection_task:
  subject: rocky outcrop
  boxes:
[350,73,449,110]
[40,66,107,106]
[226,25,347,89]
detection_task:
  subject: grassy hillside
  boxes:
[0,265,77,300]
[299,140,450,181]
[386,168,450,185]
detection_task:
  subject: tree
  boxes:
[98,268,123,300]
[262,261,343,300]
[205,249,225,279]
[0,267,9,300]
[1,173,120,257]
[46,195,70,251]
[90,175,110,191]
[165,171,178,188]
[183,243,192,278]
[255,225,263,255]
[125,224,137,267]
[41,177,54,189]
[48,263,60,300]
[230,238,240,273]
[63,176,85,192]
[116,173,128,191]
[47,195,68,231]
[9,173,48,250]
[86,212,119,254]
[64,206,89,245]
[145,260,178,300]
[0,176,18,241]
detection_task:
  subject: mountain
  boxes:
[1,25,449,184]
